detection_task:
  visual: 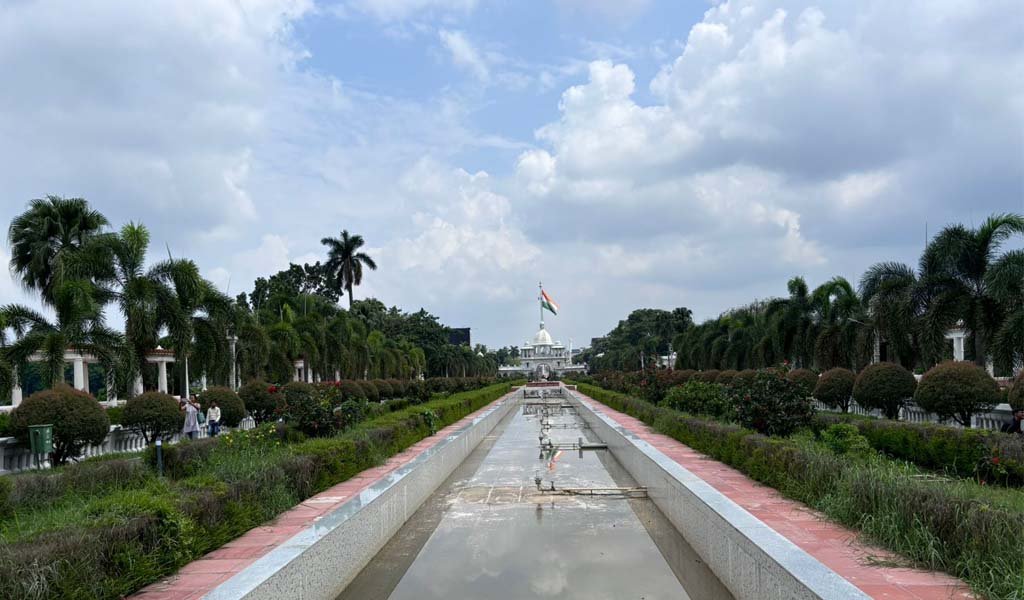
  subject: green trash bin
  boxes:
[28,424,53,468]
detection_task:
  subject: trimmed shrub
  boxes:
[374,380,394,400]
[731,371,813,437]
[820,423,873,458]
[198,386,246,427]
[122,392,182,444]
[695,369,721,383]
[279,382,336,437]
[0,412,13,437]
[388,379,407,397]
[238,380,279,424]
[337,400,367,429]
[1008,372,1024,411]
[716,369,739,386]
[733,369,758,388]
[339,380,366,402]
[663,381,732,419]
[10,385,110,465]
[814,368,856,413]
[915,361,999,428]
[357,380,380,403]
[105,406,124,425]
[854,362,916,420]
[786,368,818,397]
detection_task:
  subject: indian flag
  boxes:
[541,289,559,315]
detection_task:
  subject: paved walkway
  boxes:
[581,393,974,600]
[131,395,511,600]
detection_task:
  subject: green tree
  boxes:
[321,229,377,308]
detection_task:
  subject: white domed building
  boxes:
[498,322,586,379]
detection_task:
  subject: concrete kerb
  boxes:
[569,390,870,600]
[203,390,521,600]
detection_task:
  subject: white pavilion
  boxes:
[499,321,586,379]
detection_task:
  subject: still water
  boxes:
[338,400,733,600]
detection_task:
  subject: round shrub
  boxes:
[820,423,873,459]
[786,368,818,397]
[854,362,917,420]
[280,382,336,437]
[731,371,813,437]
[915,361,1000,428]
[695,369,721,384]
[672,370,696,385]
[10,384,109,465]
[198,386,246,427]
[122,392,182,444]
[387,379,407,397]
[105,406,124,425]
[733,369,758,389]
[374,380,394,399]
[663,381,733,419]
[814,368,855,413]
[337,399,367,429]
[1008,372,1024,411]
[716,370,739,386]
[238,380,280,425]
[339,381,366,402]
[358,380,379,403]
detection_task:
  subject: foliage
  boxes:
[10,385,110,464]
[914,361,999,427]
[320,229,377,309]
[357,380,379,403]
[197,387,246,427]
[715,369,738,386]
[1010,372,1024,411]
[122,392,182,444]
[279,382,335,437]
[581,307,693,372]
[104,406,123,425]
[662,381,732,420]
[730,371,813,436]
[819,424,873,458]
[813,368,855,412]
[695,369,720,383]
[853,362,917,419]
[237,381,279,425]
[785,368,817,396]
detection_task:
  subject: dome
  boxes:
[532,326,553,346]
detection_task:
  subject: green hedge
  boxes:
[0,381,514,600]
[575,383,1024,599]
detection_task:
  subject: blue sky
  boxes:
[0,0,1022,349]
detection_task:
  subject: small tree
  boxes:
[814,368,855,413]
[915,361,999,428]
[10,385,109,464]
[280,381,336,437]
[853,362,916,420]
[122,392,182,444]
[663,381,733,419]
[732,371,813,436]
[198,387,247,427]
[786,368,818,397]
[238,381,279,425]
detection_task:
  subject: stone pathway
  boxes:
[130,395,512,600]
[580,394,974,600]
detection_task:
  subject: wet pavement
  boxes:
[338,398,733,600]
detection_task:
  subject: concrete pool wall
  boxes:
[570,390,869,600]
[204,390,521,600]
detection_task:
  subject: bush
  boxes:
[1007,372,1024,411]
[374,380,394,400]
[663,381,733,419]
[105,406,124,425]
[820,423,873,458]
[733,369,758,388]
[695,369,721,383]
[914,361,999,428]
[716,370,739,386]
[279,382,336,437]
[389,379,407,397]
[339,380,366,402]
[337,400,367,429]
[786,368,818,397]
[814,368,856,412]
[198,386,246,427]
[358,380,379,403]
[731,371,813,437]
[0,412,12,437]
[10,385,110,464]
[122,392,182,444]
[854,362,916,419]
[238,380,279,424]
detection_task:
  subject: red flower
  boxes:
[991,456,1000,465]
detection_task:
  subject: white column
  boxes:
[228,335,238,391]
[73,357,87,391]
[985,359,994,377]
[305,367,312,383]
[201,374,208,391]
[133,373,144,396]
[334,369,341,381]
[157,361,168,393]
[293,365,300,382]
[872,332,881,364]
[11,371,22,407]
[953,335,965,361]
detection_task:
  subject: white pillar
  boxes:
[227,335,238,391]
[201,374,208,391]
[73,357,87,392]
[872,333,881,364]
[293,366,300,382]
[158,361,168,393]
[986,359,994,377]
[305,367,312,384]
[133,373,144,396]
[953,335,965,361]
[11,371,22,407]
[334,369,341,381]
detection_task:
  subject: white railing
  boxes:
[0,416,256,474]
[813,400,1013,431]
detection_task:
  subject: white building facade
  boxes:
[499,322,586,379]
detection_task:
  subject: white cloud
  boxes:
[341,0,476,22]
[439,29,489,81]
[554,0,651,21]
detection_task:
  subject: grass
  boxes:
[0,381,516,600]
[575,382,1024,600]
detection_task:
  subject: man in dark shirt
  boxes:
[1001,409,1024,434]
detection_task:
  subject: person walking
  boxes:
[182,395,201,440]
[207,400,222,437]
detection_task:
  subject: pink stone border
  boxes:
[582,394,974,600]
[130,398,507,600]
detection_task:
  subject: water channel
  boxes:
[338,395,733,600]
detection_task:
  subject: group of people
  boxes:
[180,396,221,440]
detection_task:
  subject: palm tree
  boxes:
[3,279,121,388]
[809,277,870,370]
[917,213,1024,367]
[766,276,814,367]
[859,261,925,368]
[321,230,377,308]
[986,248,1023,371]
[7,196,109,303]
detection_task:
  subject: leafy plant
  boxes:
[122,392,182,444]
[814,368,855,412]
[663,381,732,419]
[237,380,279,425]
[731,371,813,436]
[820,423,873,458]
[854,362,916,419]
[10,385,110,464]
[786,368,817,397]
[914,361,1000,427]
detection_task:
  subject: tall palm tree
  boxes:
[986,248,1023,371]
[859,261,925,368]
[321,230,377,309]
[3,279,121,388]
[918,213,1024,367]
[7,196,109,303]
[766,276,814,367]
[809,277,870,370]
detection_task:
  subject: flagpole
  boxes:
[538,281,543,327]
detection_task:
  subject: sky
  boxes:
[0,0,1022,350]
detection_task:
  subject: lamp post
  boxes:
[227,334,239,391]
